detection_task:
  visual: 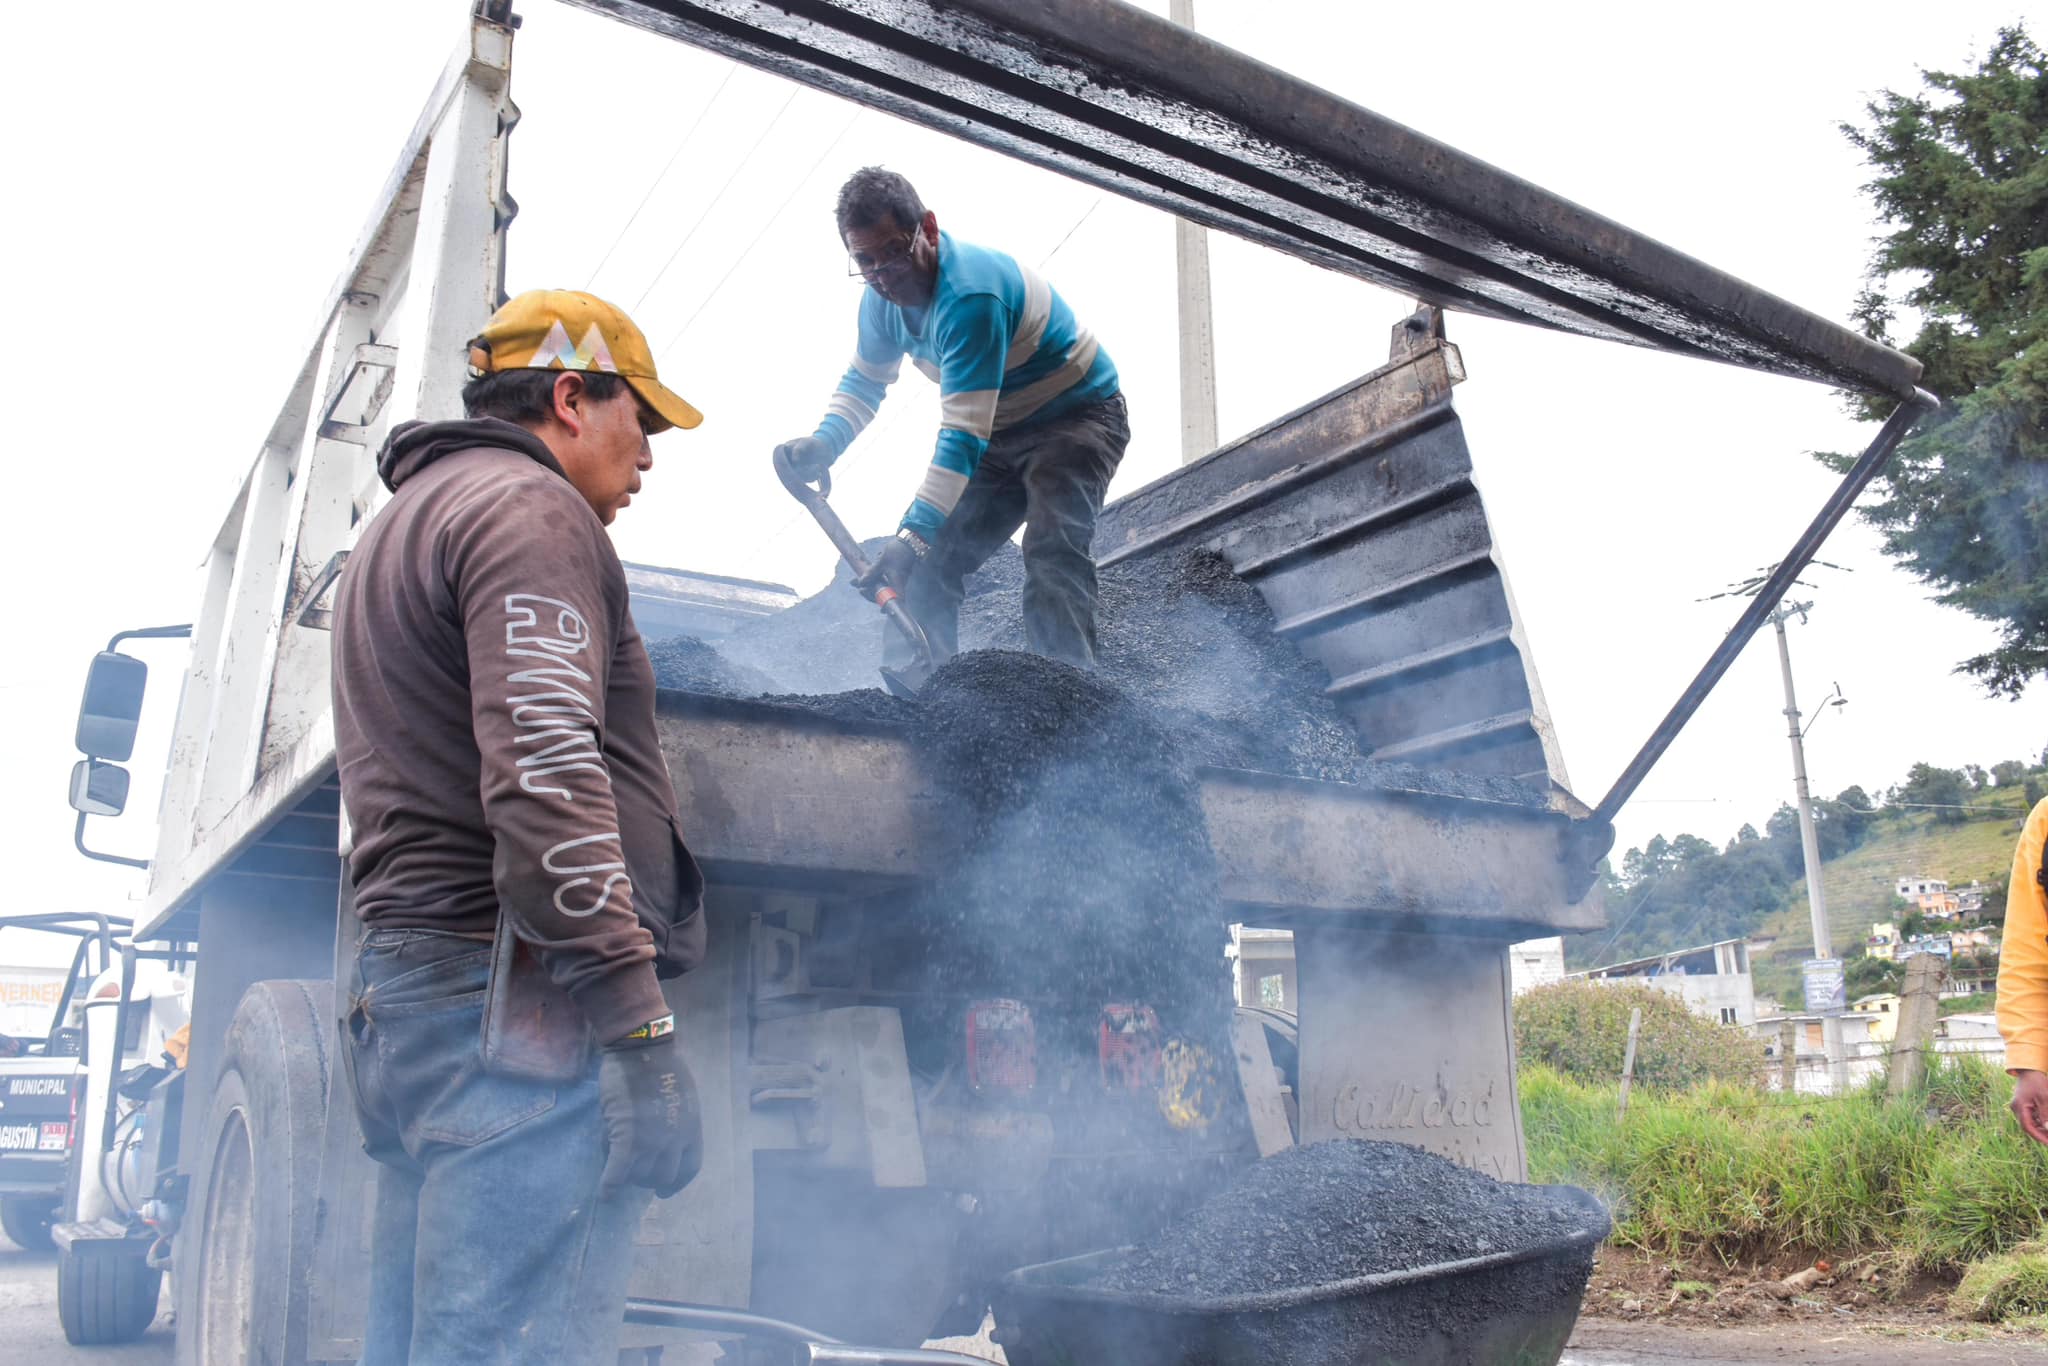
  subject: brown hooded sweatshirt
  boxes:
[332,417,704,1043]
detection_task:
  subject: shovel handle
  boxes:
[772,447,934,673]
[772,446,832,502]
[773,447,870,574]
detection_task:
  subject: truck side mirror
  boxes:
[76,652,148,761]
[69,759,131,818]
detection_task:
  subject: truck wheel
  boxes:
[177,979,331,1366]
[0,1194,58,1251]
[57,1241,162,1343]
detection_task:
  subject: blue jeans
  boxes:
[341,928,650,1366]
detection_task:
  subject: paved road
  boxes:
[0,1230,171,1365]
[1563,1319,2048,1365]
[11,1226,2042,1365]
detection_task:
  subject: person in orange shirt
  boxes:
[1997,798,2048,1144]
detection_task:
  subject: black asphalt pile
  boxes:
[643,635,778,696]
[893,649,1233,1021]
[650,541,1551,809]
[1096,1138,1592,1299]
[957,545,1368,781]
[715,539,899,695]
[695,540,1386,785]
[999,1140,1604,1366]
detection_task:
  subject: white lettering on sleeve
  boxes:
[542,833,632,918]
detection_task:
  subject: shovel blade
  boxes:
[878,663,932,700]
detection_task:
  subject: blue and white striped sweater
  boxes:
[811,231,1119,538]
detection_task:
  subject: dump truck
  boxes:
[58,2,1930,1362]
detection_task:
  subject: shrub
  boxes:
[1514,980,1761,1092]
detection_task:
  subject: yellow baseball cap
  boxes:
[467,289,703,432]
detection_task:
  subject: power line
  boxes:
[658,109,864,360]
[1591,885,1660,964]
[585,63,739,290]
[632,86,803,313]
[1037,196,1103,269]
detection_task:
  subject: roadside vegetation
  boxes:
[1521,1055,2048,1277]
[1514,980,1758,1092]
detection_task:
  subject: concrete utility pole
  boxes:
[1888,951,1948,1097]
[1169,0,1220,465]
[1771,600,1849,1093]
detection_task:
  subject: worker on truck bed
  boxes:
[1999,796,2048,1145]
[773,167,1130,669]
[331,290,707,1366]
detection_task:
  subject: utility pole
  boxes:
[1169,0,1219,465]
[1770,600,1849,1093]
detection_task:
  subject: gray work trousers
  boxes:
[892,393,1130,670]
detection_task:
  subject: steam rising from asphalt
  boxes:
[644,539,1557,1350]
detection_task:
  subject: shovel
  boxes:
[773,449,937,699]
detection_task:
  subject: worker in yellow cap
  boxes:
[330,290,706,1365]
[2000,796,2048,1145]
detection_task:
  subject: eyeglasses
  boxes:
[846,236,919,282]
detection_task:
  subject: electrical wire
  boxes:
[585,63,739,290]
[657,109,865,360]
[1036,195,1103,269]
[632,87,804,313]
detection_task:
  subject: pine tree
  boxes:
[1822,27,2048,695]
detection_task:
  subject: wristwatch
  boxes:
[618,1014,676,1044]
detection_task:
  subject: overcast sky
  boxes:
[2,0,2039,952]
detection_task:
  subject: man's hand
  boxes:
[2013,1070,2048,1146]
[598,1030,703,1197]
[773,435,833,485]
[853,529,929,599]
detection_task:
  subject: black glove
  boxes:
[597,1032,703,1198]
[853,529,930,599]
[773,435,833,484]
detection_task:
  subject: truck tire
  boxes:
[176,979,332,1366]
[57,1240,162,1343]
[0,1194,58,1251]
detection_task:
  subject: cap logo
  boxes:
[530,320,619,374]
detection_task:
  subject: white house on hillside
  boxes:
[1573,938,1757,1027]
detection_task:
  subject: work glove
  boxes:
[597,1030,703,1198]
[773,434,833,485]
[853,528,930,599]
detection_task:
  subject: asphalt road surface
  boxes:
[7,1226,2042,1365]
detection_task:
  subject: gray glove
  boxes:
[854,528,930,599]
[773,435,833,484]
[597,1032,702,1198]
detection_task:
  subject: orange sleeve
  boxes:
[1997,800,2048,1074]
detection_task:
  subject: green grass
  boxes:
[1521,1056,2048,1270]
[1950,1241,2048,1321]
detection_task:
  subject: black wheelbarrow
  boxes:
[991,1184,1611,1366]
